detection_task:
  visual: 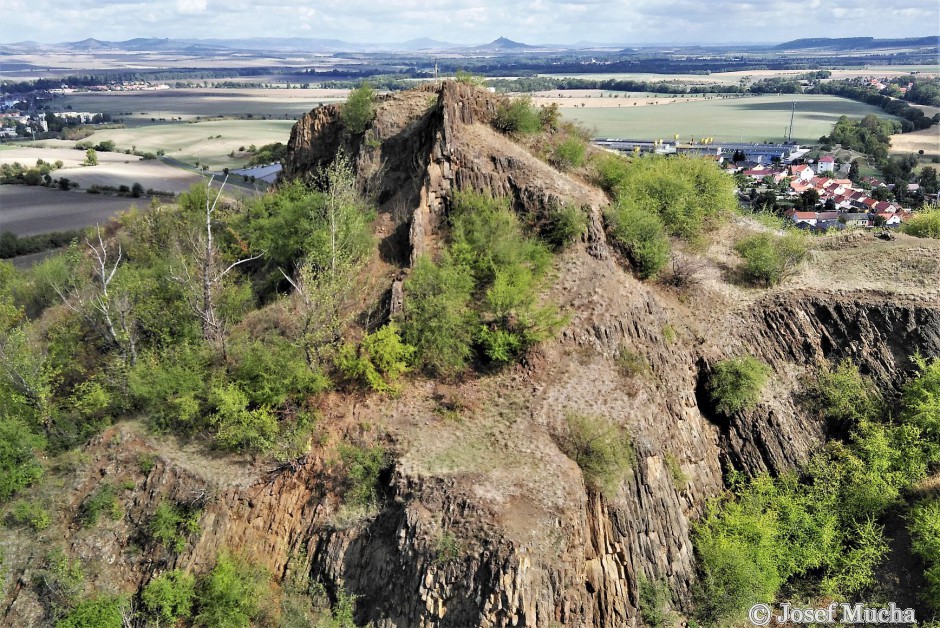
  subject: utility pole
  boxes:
[787,102,796,144]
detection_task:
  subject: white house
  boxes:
[817,155,835,173]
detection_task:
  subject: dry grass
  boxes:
[890,127,940,158]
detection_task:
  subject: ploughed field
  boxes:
[0,185,143,236]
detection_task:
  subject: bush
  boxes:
[56,595,125,628]
[902,208,940,239]
[557,413,634,497]
[734,231,808,286]
[902,355,940,461]
[341,83,375,134]
[337,323,415,394]
[591,152,632,195]
[128,342,211,432]
[142,569,196,625]
[228,335,328,407]
[909,497,940,609]
[811,359,880,427]
[195,551,272,628]
[78,484,122,527]
[708,356,770,415]
[638,578,670,627]
[614,155,735,240]
[606,202,671,279]
[338,444,387,508]
[0,417,45,502]
[492,96,540,135]
[541,203,586,250]
[6,500,51,531]
[550,136,587,170]
[150,501,201,553]
[208,383,278,453]
[400,254,476,378]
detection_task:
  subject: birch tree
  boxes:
[55,225,139,367]
[173,176,261,349]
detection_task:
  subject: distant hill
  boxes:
[775,36,939,51]
[398,37,456,51]
[470,36,536,51]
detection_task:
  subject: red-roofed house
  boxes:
[790,211,819,225]
[876,212,902,226]
[790,164,814,181]
[818,155,835,173]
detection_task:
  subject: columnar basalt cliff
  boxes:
[4,82,940,628]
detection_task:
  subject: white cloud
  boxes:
[0,0,936,44]
[175,0,207,15]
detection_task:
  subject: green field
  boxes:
[78,119,296,170]
[563,94,895,144]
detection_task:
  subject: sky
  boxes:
[1,0,938,45]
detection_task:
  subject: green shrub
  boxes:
[909,497,940,609]
[541,204,586,250]
[811,359,880,426]
[142,569,196,625]
[338,444,387,508]
[150,501,201,553]
[492,96,540,135]
[591,152,632,195]
[56,595,125,628]
[606,201,671,279]
[128,342,211,432]
[902,207,940,239]
[734,231,808,287]
[78,484,122,527]
[557,413,634,497]
[341,84,375,134]
[638,578,670,627]
[229,335,328,406]
[400,254,476,378]
[708,356,770,415]
[902,355,940,460]
[195,551,272,628]
[615,348,649,379]
[6,500,51,531]
[208,383,278,453]
[33,548,85,610]
[614,155,735,240]
[550,136,587,170]
[337,323,415,394]
[0,417,45,502]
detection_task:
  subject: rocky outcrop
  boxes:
[284,81,607,266]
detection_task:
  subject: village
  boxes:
[737,157,919,231]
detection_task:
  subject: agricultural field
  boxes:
[561,94,895,144]
[57,88,348,123]
[0,185,143,236]
[890,127,940,159]
[77,119,296,170]
[538,65,939,87]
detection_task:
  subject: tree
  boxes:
[847,160,860,183]
[172,177,261,349]
[54,225,139,366]
[83,148,98,166]
[342,83,375,134]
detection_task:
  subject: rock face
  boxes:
[284,81,607,265]
[5,83,940,628]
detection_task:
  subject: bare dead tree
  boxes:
[173,175,262,349]
[54,224,138,366]
[663,252,707,288]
